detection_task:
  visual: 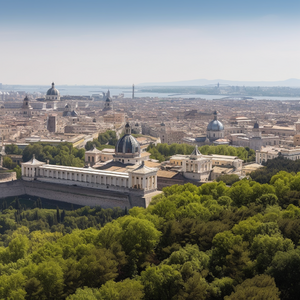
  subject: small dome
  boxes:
[125,122,130,128]
[254,121,259,129]
[115,134,140,156]
[46,82,59,96]
[106,98,111,102]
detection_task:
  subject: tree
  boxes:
[33,260,65,299]
[267,248,300,300]
[98,279,144,300]
[3,156,14,169]
[141,265,183,300]
[76,248,119,288]
[217,174,240,185]
[251,234,294,273]
[224,275,280,300]
[5,144,22,155]
[118,216,161,264]
[13,165,22,179]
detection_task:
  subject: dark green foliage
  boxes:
[225,274,280,300]
[147,143,255,162]
[216,174,240,185]
[85,130,117,151]
[5,144,23,155]
[2,156,16,169]
[267,248,300,300]
[22,142,84,167]
[1,171,300,299]
[251,156,300,184]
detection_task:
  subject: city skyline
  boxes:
[1,0,300,85]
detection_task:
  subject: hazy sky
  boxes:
[1,0,300,85]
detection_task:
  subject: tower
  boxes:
[47,114,57,133]
[252,121,261,138]
[22,95,32,117]
[132,84,135,99]
[103,90,113,111]
[125,122,131,135]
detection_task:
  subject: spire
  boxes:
[52,82,55,88]
[213,110,218,120]
[107,90,110,98]
[132,84,135,99]
[190,145,202,159]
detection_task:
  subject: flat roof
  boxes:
[39,164,129,178]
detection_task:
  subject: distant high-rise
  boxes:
[132,84,135,99]
[47,114,57,132]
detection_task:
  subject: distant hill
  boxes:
[138,78,300,87]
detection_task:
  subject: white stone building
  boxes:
[21,124,159,206]
[170,145,243,182]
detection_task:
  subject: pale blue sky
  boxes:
[1,0,300,85]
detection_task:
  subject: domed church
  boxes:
[46,82,60,101]
[207,111,224,142]
[114,123,145,164]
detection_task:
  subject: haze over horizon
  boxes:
[1,0,299,85]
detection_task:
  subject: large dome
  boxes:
[115,134,140,156]
[207,111,224,131]
[207,120,224,131]
[47,82,59,96]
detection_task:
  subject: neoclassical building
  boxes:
[21,124,158,207]
[182,146,213,181]
[170,145,243,182]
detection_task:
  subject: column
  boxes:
[143,176,146,190]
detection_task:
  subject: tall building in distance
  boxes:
[47,114,57,133]
[132,84,135,99]
[21,95,33,117]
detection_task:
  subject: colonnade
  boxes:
[130,174,156,191]
[38,167,129,188]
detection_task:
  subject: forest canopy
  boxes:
[0,169,299,299]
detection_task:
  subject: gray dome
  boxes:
[46,82,59,96]
[207,120,224,131]
[116,134,140,156]
[207,111,224,131]
[254,121,259,129]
